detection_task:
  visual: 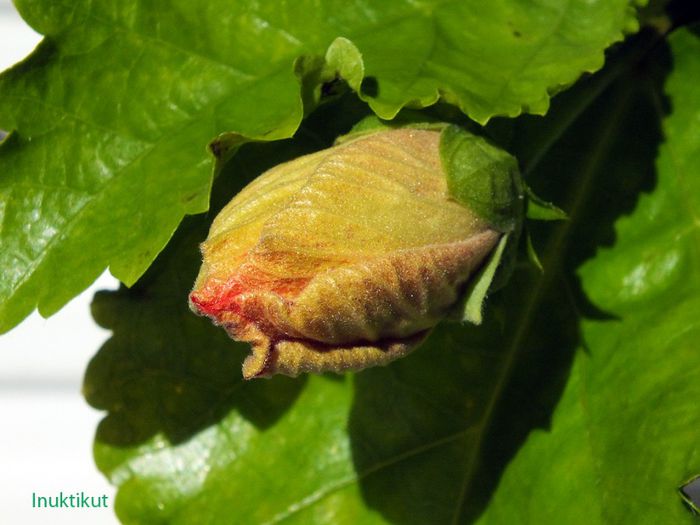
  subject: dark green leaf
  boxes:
[477,27,700,524]
[85,26,700,523]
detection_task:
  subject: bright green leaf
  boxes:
[0,0,641,332]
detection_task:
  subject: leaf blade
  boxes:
[0,0,641,332]
[476,27,700,525]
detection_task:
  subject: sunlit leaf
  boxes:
[0,0,640,332]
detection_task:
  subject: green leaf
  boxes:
[86,106,533,523]
[85,23,700,523]
[476,28,700,524]
[86,25,699,522]
[0,0,641,332]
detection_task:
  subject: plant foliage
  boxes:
[1,1,699,523]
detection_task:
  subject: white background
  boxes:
[0,1,120,523]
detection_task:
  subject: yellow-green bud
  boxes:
[190,125,521,378]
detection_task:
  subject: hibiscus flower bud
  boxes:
[189,124,521,378]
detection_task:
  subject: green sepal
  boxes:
[526,231,544,272]
[522,183,566,271]
[524,183,568,221]
[453,233,510,325]
[440,125,524,233]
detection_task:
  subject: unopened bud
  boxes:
[190,124,521,378]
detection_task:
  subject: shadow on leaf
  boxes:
[81,33,672,521]
[84,216,307,446]
[83,94,371,448]
[349,29,670,524]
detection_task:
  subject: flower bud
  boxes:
[190,125,521,378]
